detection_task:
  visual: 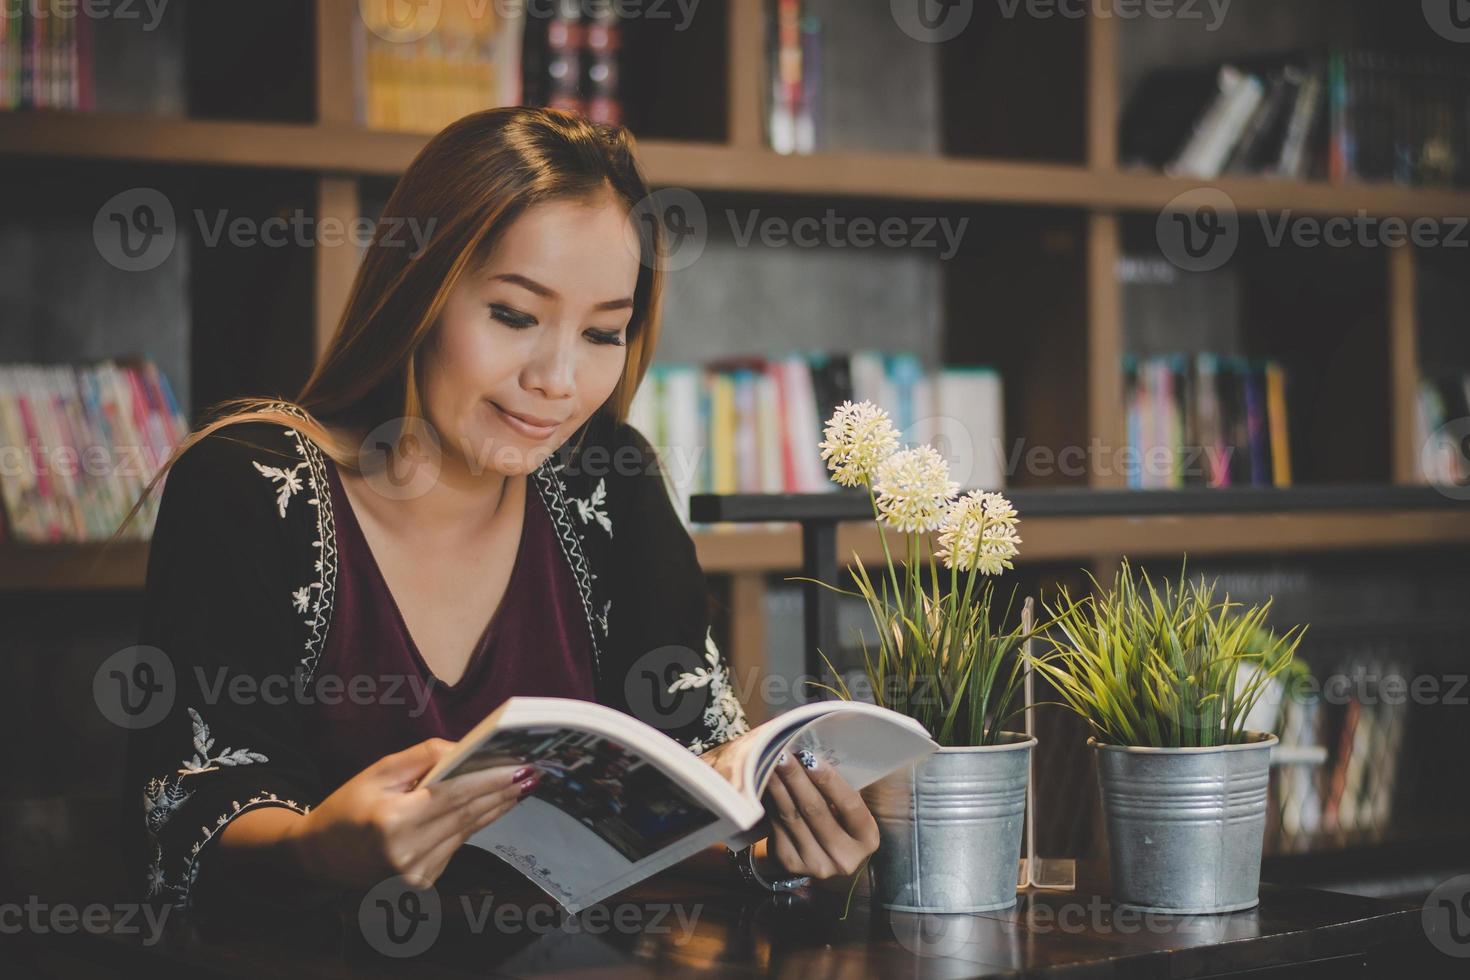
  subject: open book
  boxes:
[421,697,938,912]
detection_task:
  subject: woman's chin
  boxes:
[457,424,559,476]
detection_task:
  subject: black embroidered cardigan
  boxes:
[124,407,749,912]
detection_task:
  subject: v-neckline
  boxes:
[325,458,532,694]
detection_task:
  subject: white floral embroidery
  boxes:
[571,478,612,537]
[143,776,190,835]
[176,792,312,910]
[264,407,337,685]
[532,463,603,677]
[178,707,269,776]
[252,460,307,518]
[144,409,337,911]
[667,628,750,751]
[142,707,274,903]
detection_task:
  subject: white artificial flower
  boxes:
[872,446,959,533]
[937,490,1022,574]
[819,400,901,488]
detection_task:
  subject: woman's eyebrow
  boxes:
[490,273,634,313]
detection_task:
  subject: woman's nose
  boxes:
[524,330,577,399]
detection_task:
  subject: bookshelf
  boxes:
[13,501,1468,593]
[3,0,1467,900]
[1,1,1465,627]
[10,110,1470,215]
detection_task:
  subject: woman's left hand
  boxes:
[763,752,880,881]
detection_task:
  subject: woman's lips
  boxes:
[490,401,562,439]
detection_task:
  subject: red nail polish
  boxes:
[511,766,534,783]
[518,776,539,796]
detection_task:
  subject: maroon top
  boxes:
[304,459,597,792]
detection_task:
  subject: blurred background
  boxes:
[2,0,1469,913]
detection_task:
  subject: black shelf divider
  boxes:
[690,485,1465,525]
[690,485,1467,689]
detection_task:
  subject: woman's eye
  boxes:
[586,329,627,347]
[489,304,536,328]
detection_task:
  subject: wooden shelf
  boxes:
[693,508,1470,573]
[6,506,1466,591]
[692,485,1470,523]
[7,111,1470,218]
[0,541,149,591]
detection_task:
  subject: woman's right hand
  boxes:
[287,738,537,890]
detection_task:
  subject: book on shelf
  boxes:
[421,695,936,912]
[0,2,94,111]
[0,361,186,545]
[1122,353,1291,490]
[765,0,821,155]
[1168,65,1266,179]
[520,2,624,126]
[628,352,1006,525]
[1123,50,1470,187]
[1415,372,1470,487]
[1267,657,1412,854]
[355,1,524,133]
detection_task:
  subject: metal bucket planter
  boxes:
[1092,733,1277,915]
[863,733,1035,913]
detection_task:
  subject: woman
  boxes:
[125,107,878,915]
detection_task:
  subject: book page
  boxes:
[442,723,739,912]
[701,701,938,850]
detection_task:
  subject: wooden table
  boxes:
[16,853,1449,979]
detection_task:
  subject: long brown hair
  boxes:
[127,107,663,530]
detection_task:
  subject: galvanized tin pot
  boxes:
[863,733,1035,913]
[1092,733,1277,915]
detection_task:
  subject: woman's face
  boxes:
[420,191,640,477]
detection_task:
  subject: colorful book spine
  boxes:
[1123,354,1292,491]
[357,3,526,134]
[0,361,187,544]
[1266,361,1293,488]
[631,353,1006,524]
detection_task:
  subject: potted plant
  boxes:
[1032,561,1305,914]
[807,400,1034,914]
